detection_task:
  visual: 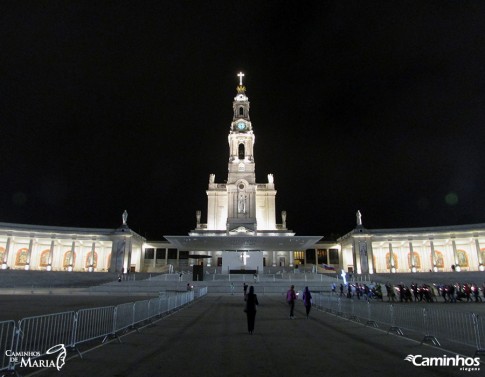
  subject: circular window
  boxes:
[239,184,245,190]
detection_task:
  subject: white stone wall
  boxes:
[221,251,264,273]
[206,190,228,230]
[256,189,277,230]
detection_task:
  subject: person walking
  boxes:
[244,286,259,334]
[286,284,297,319]
[302,286,312,319]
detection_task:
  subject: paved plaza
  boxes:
[1,271,484,377]
[8,294,481,377]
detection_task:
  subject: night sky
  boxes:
[2,1,485,240]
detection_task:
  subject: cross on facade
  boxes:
[237,72,245,86]
[241,251,250,266]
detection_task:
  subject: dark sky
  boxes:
[2,1,485,240]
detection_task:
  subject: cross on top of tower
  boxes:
[237,72,245,86]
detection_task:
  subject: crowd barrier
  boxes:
[0,320,16,372]
[315,294,485,356]
[0,287,207,374]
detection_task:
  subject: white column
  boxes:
[388,242,395,273]
[68,241,76,271]
[124,238,132,273]
[409,241,416,272]
[367,241,374,274]
[153,248,157,268]
[356,240,370,274]
[272,251,276,267]
[2,237,11,269]
[25,239,34,271]
[289,251,294,267]
[88,242,95,272]
[47,240,55,271]
[430,240,437,272]
[451,239,459,271]
[474,238,483,271]
[353,240,361,274]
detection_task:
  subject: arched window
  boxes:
[239,107,244,116]
[433,250,444,268]
[385,252,398,270]
[408,252,421,268]
[86,251,98,268]
[15,248,29,266]
[456,249,468,267]
[40,249,50,267]
[238,143,245,159]
[63,250,76,268]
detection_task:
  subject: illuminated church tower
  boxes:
[204,72,279,233]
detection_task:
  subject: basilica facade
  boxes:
[164,73,322,272]
[1,73,484,274]
[338,211,485,274]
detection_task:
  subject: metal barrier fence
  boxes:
[477,315,485,353]
[133,300,150,326]
[195,286,207,298]
[0,288,207,374]
[315,294,485,356]
[16,311,76,354]
[73,306,116,346]
[114,302,135,333]
[0,320,16,372]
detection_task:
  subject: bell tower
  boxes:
[228,72,255,185]
[205,72,278,232]
[225,72,256,230]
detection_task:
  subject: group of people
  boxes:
[434,282,484,303]
[335,281,485,304]
[242,283,314,334]
[338,282,383,301]
[286,285,313,319]
[380,281,485,303]
[385,282,485,303]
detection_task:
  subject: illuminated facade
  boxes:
[204,72,279,232]
[338,211,485,273]
[2,73,485,275]
[0,221,131,272]
[165,73,322,271]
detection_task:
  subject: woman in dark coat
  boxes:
[302,286,312,319]
[245,286,259,334]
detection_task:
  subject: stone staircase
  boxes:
[86,272,340,295]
